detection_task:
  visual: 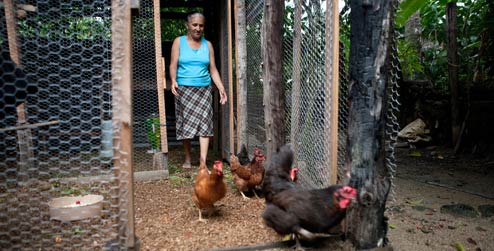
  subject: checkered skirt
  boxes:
[174,85,214,140]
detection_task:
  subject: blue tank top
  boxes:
[177,36,211,87]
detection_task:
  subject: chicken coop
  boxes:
[0,0,235,249]
[1,0,401,249]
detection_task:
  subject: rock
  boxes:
[477,204,494,217]
[440,203,479,218]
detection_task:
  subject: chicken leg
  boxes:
[240,191,249,199]
[197,209,209,223]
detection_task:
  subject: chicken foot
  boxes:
[252,189,260,199]
[240,191,249,199]
[197,209,207,223]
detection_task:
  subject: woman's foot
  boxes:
[182,162,192,170]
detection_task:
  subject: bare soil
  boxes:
[134,145,494,251]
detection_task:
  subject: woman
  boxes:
[169,12,227,169]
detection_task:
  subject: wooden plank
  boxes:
[159,0,206,8]
[4,0,20,66]
[154,0,169,154]
[325,0,340,184]
[0,120,60,133]
[131,0,140,9]
[16,104,35,170]
[228,0,235,154]
[290,0,302,155]
[234,0,247,152]
[262,0,285,158]
[111,0,135,247]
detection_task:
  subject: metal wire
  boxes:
[0,0,130,249]
[243,0,340,189]
[385,0,401,204]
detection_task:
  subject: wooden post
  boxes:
[290,0,302,156]
[4,0,20,66]
[234,0,248,151]
[446,2,460,147]
[153,0,168,154]
[345,0,394,248]
[111,0,135,247]
[262,0,285,158]
[228,0,235,154]
[16,104,35,170]
[325,0,340,184]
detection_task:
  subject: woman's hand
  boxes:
[219,88,227,105]
[171,81,179,96]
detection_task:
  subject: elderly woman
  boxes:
[169,12,227,169]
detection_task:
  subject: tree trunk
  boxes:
[235,0,248,150]
[446,2,460,147]
[345,0,394,249]
[262,0,285,158]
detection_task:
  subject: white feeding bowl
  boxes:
[49,194,104,221]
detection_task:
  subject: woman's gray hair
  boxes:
[187,12,205,23]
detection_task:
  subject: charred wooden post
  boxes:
[345,0,396,249]
[262,0,285,158]
[446,2,460,147]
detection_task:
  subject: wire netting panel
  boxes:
[243,0,342,188]
[0,1,131,249]
[131,0,162,172]
[244,0,266,152]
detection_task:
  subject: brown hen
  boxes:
[191,160,226,222]
[229,147,265,199]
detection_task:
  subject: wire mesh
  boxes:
[244,0,341,189]
[244,0,265,152]
[0,1,131,249]
[131,0,163,172]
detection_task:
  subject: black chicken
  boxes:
[262,144,357,249]
[262,144,299,202]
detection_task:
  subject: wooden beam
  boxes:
[131,0,140,9]
[290,0,302,156]
[159,0,207,8]
[228,0,235,154]
[4,0,21,66]
[111,0,135,247]
[16,104,35,171]
[154,0,169,154]
[262,0,285,158]
[234,0,247,152]
[325,0,340,184]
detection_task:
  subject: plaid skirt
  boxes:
[174,85,214,140]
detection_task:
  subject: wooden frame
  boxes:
[111,0,135,247]
[228,0,235,154]
[154,0,169,154]
[325,0,340,184]
[4,0,20,66]
[234,0,247,152]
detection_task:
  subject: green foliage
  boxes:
[18,16,111,40]
[397,0,494,91]
[396,0,430,28]
[397,39,424,80]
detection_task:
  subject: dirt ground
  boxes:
[134,145,494,251]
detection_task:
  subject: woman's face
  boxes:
[186,15,205,40]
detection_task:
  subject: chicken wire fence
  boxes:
[243,0,399,189]
[132,0,164,172]
[0,1,134,250]
[243,0,343,189]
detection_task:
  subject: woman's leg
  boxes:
[183,139,191,166]
[199,136,210,164]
